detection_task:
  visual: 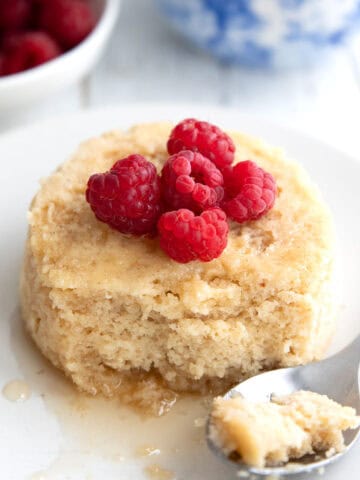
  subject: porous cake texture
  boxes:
[210,391,359,467]
[20,122,335,401]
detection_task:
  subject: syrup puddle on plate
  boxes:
[2,379,31,402]
[136,445,162,457]
[9,308,232,480]
[144,464,175,480]
[29,473,47,480]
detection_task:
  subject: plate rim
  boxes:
[0,102,359,167]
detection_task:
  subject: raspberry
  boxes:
[37,0,96,49]
[161,150,224,213]
[0,54,4,76]
[1,31,22,51]
[158,208,228,263]
[222,160,276,223]
[86,154,161,236]
[0,0,31,30]
[1,31,61,75]
[167,118,235,169]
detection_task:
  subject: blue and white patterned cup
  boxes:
[155,0,360,68]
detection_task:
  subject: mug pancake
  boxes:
[20,122,335,400]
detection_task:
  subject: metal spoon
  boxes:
[207,334,360,477]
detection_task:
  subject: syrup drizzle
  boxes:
[2,379,31,402]
[9,309,231,479]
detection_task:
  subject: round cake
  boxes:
[20,122,335,403]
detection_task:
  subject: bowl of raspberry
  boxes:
[0,0,120,108]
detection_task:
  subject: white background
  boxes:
[1,1,360,477]
[1,0,360,159]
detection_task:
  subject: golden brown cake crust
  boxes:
[20,122,335,397]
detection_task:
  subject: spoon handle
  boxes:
[339,333,360,363]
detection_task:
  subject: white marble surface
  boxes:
[1,0,360,159]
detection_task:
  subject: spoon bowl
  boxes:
[207,334,360,476]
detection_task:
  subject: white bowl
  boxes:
[0,0,120,109]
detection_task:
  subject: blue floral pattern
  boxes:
[155,0,360,67]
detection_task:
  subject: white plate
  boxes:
[0,104,359,480]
